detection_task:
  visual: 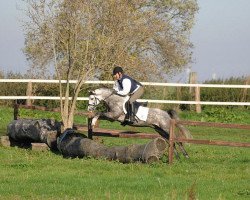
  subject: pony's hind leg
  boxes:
[153,125,180,160]
[153,125,190,159]
[153,125,169,139]
[176,142,189,158]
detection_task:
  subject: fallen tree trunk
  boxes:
[57,129,167,163]
[7,119,168,163]
[7,119,61,149]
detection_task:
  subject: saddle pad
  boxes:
[122,96,149,122]
[135,106,149,122]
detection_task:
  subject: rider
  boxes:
[112,66,144,125]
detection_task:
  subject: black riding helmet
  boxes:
[112,66,123,75]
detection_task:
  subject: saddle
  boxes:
[133,101,148,115]
[121,101,148,126]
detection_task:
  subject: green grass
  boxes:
[0,106,250,199]
[179,107,250,124]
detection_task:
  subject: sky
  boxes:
[0,0,250,82]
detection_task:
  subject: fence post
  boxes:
[175,87,181,111]
[189,72,201,113]
[195,86,201,113]
[189,72,197,93]
[26,81,33,106]
[13,100,19,120]
[241,76,250,102]
[168,119,175,164]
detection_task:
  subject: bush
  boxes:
[201,76,250,109]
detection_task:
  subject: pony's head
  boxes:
[88,90,100,111]
[87,88,112,111]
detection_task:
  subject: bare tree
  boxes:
[23,0,198,129]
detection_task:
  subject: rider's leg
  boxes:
[124,101,130,121]
[121,87,144,125]
[129,87,144,103]
[121,101,131,126]
[128,87,144,122]
[130,102,135,122]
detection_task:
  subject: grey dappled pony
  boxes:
[88,88,192,158]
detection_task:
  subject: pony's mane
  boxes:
[98,87,112,92]
[94,87,112,95]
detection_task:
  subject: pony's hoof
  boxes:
[184,154,190,159]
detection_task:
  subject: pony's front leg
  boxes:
[89,111,122,126]
[96,111,122,124]
[90,112,115,126]
[90,112,101,126]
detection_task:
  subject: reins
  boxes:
[88,92,116,110]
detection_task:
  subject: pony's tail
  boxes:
[167,109,193,139]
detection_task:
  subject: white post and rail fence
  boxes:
[0,79,250,108]
[1,79,250,164]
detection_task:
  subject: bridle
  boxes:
[88,95,100,111]
[88,91,116,111]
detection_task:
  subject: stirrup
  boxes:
[130,113,135,122]
[121,119,133,126]
[121,113,134,126]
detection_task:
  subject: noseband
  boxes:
[88,95,100,110]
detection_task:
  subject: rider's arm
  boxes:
[113,81,119,91]
[117,78,131,96]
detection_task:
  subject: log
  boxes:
[7,119,61,150]
[57,129,167,164]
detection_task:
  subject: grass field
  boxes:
[0,106,249,199]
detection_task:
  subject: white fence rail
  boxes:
[0,79,249,106]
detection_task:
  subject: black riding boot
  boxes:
[129,102,135,122]
[121,102,132,126]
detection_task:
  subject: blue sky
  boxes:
[0,0,249,82]
[189,0,250,82]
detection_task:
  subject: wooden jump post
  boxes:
[87,117,93,139]
[168,119,175,164]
